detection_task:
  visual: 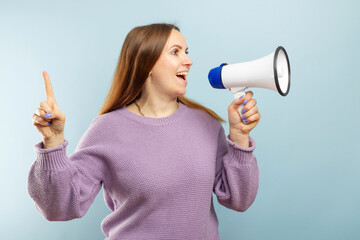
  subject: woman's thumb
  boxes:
[52,104,65,121]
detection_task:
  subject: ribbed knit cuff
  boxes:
[225,135,256,166]
[33,140,70,171]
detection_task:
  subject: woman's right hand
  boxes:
[32,71,66,143]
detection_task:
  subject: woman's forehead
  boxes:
[165,30,188,49]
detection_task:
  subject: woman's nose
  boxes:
[183,54,193,67]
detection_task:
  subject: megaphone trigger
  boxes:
[230,87,247,123]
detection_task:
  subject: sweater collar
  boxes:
[119,102,187,126]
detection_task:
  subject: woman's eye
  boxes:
[172,49,189,55]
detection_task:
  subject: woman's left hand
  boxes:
[228,91,260,145]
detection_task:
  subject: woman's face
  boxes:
[148,29,193,98]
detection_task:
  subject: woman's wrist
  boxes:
[229,128,249,148]
[43,133,65,149]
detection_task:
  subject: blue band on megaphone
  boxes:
[208,63,227,89]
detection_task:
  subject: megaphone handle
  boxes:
[231,88,247,124]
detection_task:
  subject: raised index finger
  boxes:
[42,71,56,103]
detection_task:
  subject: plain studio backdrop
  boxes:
[1,0,359,239]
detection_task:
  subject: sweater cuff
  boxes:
[33,140,70,171]
[225,135,256,166]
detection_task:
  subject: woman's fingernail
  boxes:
[243,99,248,105]
[242,109,246,114]
[45,113,52,118]
[239,95,244,99]
[241,116,246,120]
[244,119,248,124]
[48,122,51,126]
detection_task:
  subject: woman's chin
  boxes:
[177,87,187,96]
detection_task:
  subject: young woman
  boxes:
[29,23,261,240]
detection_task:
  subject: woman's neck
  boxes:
[127,96,179,118]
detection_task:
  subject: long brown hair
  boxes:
[98,23,225,122]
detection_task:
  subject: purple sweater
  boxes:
[27,102,259,240]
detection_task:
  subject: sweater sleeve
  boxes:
[213,125,259,212]
[27,117,108,221]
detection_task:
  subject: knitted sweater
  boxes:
[27,102,259,240]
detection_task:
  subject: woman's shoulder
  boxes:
[88,107,128,130]
[184,105,223,129]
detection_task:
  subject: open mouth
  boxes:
[176,72,188,81]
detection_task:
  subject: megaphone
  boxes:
[208,46,290,123]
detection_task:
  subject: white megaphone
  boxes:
[208,46,290,123]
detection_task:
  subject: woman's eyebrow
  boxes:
[170,44,188,51]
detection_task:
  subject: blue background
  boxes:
[1,0,359,239]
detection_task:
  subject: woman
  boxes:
[29,23,260,240]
